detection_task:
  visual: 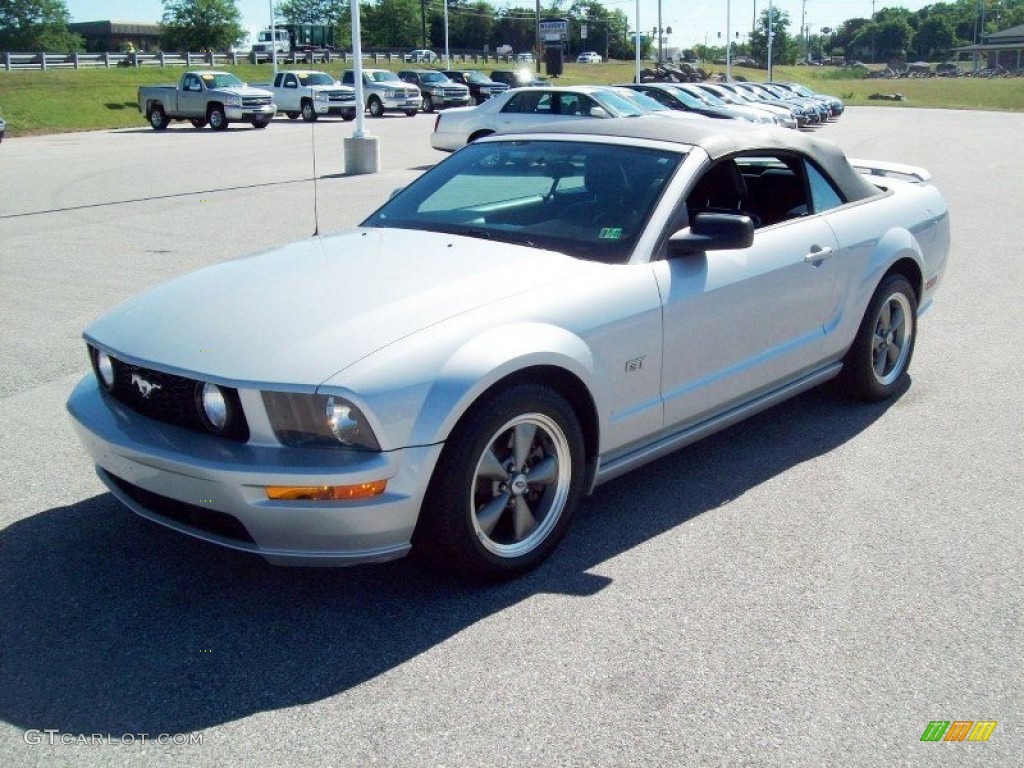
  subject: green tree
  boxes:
[912,15,955,59]
[0,0,83,51]
[364,0,420,47]
[161,0,245,51]
[749,7,794,67]
[277,0,343,24]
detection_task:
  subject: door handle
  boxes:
[804,245,834,263]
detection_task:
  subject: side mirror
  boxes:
[668,212,754,256]
[589,106,609,119]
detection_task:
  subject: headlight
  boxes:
[263,392,380,451]
[315,91,328,102]
[223,94,242,107]
[383,88,397,98]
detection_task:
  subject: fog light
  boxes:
[96,351,115,390]
[265,480,387,501]
[200,382,228,432]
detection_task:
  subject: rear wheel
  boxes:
[413,385,584,581]
[404,109,418,117]
[301,100,318,122]
[422,94,435,113]
[208,105,228,131]
[189,117,207,129]
[149,106,168,131]
[839,274,918,401]
[368,96,384,117]
[286,111,300,120]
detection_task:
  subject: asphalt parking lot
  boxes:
[1,108,1021,767]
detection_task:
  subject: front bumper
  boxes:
[67,375,443,566]
[381,94,422,110]
[225,104,277,122]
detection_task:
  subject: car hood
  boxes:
[214,85,273,98]
[85,229,586,390]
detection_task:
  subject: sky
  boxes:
[65,1,934,49]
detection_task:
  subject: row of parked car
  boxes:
[430,78,845,151]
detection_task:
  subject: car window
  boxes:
[501,92,549,114]
[805,161,845,213]
[363,141,685,264]
[687,153,812,228]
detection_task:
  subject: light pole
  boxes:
[726,0,732,80]
[766,0,774,82]
[268,0,277,75]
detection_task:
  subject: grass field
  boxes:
[1,59,1021,138]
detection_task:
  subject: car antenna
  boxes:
[310,116,320,237]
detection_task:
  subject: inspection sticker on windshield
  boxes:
[598,227,622,240]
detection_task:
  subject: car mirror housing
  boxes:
[589,106,610,119]
[668,212,755,256]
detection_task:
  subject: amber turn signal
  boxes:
[265,480,387,501]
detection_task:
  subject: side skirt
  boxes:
[590,362,843,491]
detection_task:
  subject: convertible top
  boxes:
[494,117,880,203]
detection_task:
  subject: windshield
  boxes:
[362,140,684,265]
[591,89,647,117]
[300,73,335,86]
[664,86,705,109]
[685,87,725,106]
[201,73,244,88]
[421,72,448,83]
[463,71,492,84]
[369,71,401,82]
[612,88,667,112]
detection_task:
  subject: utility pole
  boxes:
[801,0,806,63]
[767,0,774,81]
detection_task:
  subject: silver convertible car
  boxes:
[67,119,950,580]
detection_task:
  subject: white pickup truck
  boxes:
[261,70,357,122]
[138,71,276,131]
[340,69,421,117]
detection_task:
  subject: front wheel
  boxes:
[367,96,384,117]
[839,274,918,401]
[301,100,318,122]
[286,111,300,120]
[208,105,228,131]
[149,107,168,131]
[251,117,270,129]
[413,385,584,581]
[422,94,435,113]
[342,110,356,122]
[404,109,418,117]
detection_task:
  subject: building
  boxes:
[68,21,162,53]
[952,23,1024,71]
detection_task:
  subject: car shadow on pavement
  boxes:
[0,382,905,738]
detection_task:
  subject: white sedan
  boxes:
[67,119,949,580]
[577,51,602,63]
[431,85,648,151]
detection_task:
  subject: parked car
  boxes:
[405,49,438,63]
[0,112,5,143]
[691,82,798,129]
[576,51,602,63]
[440,70,509,105]
[397,69,470,112]
[489,69,549,88]
[262,70,356,122]
[430,85,648,151]
[774,82,844,117]
[340,68,421,117]
[67,118,950,580]
[516,52,534,62]
[137,71,276,131]
[620,82,741,122]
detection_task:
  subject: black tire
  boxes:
[251,117,270,129]
[404,109,418,117]
[468,94,479,106]
[413,384,584,581]
[422,94,435,113]
[838,274,918,401]
[190,117,207,129]
[342,110,356,122]
[368,96,384,117]
[207,105,228,131]
[286,111,300,120]
[301,99,318,122]
[149,106,168,131]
